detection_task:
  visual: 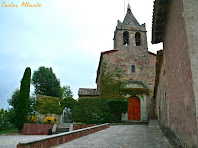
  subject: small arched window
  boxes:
[135,32,141,46]
[123,31,129,45]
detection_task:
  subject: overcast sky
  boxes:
[0,0,162,109]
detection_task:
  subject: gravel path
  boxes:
[54,121,172,148]
[0,135,48,148]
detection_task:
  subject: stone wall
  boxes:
[155,0,198,147]
[17,123,110,148]
[23,123,54,135]
[101,47,156,93]
[73,124,96,130]
[183,0,198,132]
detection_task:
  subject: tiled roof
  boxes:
[148,51,156,56]
[78,88,99,96]
[152,0,170,44]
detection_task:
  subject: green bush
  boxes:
[0,128,18,135]
[60,97,77,110]
[35,95,62,115]
[72,97,129,123]
[107,100,129,122]
[0,108,14,131]
[72,97,111,124]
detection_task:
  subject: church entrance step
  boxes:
[122,120,148,125]
[55,127,69,134]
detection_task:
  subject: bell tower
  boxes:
[113,4,148,54]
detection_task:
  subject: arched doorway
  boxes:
[128,97,140,120]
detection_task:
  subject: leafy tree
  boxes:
[6,108,15,124]
[7,89,20,125]
[7,89,36,123]
[32,66,61,98]
[60,85,73,99]
[0,108,13,131]
[15,67,31,132]
[8,89,20,109]
[107,100,129,122]
[29,96,36,115]
[60,97,77,110]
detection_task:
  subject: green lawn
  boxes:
[0,128,19,135]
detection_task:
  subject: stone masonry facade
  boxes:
[153,0,198,147]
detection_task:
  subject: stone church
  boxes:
[78,5,156,121]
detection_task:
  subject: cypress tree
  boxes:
[15,67,31,132]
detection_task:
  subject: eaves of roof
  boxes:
[152,0,170,44]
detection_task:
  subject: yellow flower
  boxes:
[44,117,56,124]
[27,115,38,123]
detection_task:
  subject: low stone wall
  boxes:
[23,123,54,135]
[17,123,109,148]
[73,124,96,130]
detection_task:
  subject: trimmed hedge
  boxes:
[35,95,62,115]
[107,100,129,122]
[60,97,77,110]
[72,97,113,124]
[72,97,128,123]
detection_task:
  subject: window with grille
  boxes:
[131,65,135,73]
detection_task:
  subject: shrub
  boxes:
[44,117,56,124]
[72,97,110,124]
[60,97,77,110]
[27,115,38,123]
[35,95,62,115]
[107,100,129,122]
[0,108,14,131]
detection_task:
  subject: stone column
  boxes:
[140,94,148,121]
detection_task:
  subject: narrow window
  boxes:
[135,32,141,46]
[123,31,129,45]
[131,65,135,73]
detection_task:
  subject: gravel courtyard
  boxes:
[0,120,172,148]
[0,135,48,148]
[54,121,172,148]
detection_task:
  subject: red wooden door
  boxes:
[128,97,140,120]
